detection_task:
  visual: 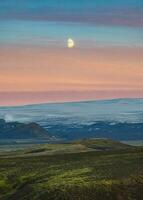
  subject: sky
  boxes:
[0,0,143,105]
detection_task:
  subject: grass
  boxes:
[0,139,143,200]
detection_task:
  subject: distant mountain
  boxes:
[0,119,51,139]
[0,98,143,141]
[46,121,143,141]
[0,98,143,124]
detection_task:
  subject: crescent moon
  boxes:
[67,38,75,48]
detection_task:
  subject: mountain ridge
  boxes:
[1,97,143,108]
[0,119,52,140]
[0,98,143,141]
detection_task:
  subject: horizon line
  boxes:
[0,97,143,108]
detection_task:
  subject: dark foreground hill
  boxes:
[0,119,51,139]
[0,139,143,200]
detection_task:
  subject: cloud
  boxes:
[0,5,143,27]
[4,114,15,122]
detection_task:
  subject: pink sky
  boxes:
[0,46,143,105]
[0,91,143,106]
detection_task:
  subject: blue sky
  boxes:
[0,0,143,27]
[0,20,143,47]
[0,0,143,48]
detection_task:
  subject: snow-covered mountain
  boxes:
[0,98,143,125]
[0,98,143,141]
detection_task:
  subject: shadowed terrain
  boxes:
[0,119,52,140]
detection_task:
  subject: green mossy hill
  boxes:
[0,141,142,200]
[16,139,132,157]
[74,138,132,150]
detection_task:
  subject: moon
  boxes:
[67,38,75,48]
